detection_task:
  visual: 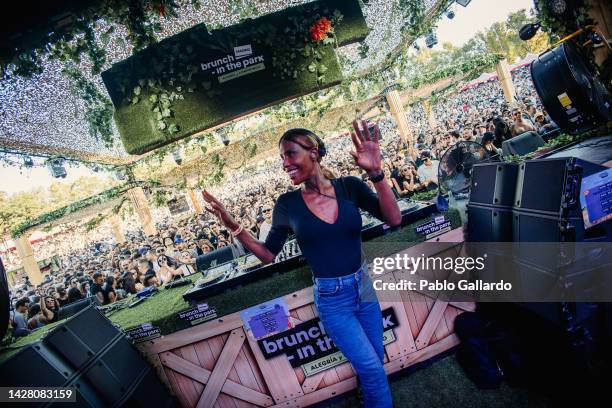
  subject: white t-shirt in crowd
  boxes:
[418,160,440,183]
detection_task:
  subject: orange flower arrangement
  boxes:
[309,17,332,41]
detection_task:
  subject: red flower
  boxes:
[309,17,332,42]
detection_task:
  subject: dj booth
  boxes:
[0,200,472,408]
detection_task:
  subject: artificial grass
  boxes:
[0,208,461,364]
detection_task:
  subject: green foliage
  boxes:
[409,54,502,89]
[10,183,135,238]
[2,1,187,80]
[411,189,439,202]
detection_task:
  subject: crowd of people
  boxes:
[6,65,558,338]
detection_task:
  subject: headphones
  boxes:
[280,128,327,159]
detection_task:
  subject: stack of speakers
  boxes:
[466,157,612,324]
[468,157,610,243]
[0,305,174,407]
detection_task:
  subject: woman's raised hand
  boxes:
[201,190,239,230]
[350,120,382,174]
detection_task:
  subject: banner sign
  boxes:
[101,0,368,154]
[178,303,218,326]
[415,215,452,239]
[240,298,291,340]
[124,322,161,343]
[258,307,399,370]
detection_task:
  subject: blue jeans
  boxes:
[313,263,393,408]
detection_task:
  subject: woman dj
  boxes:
[202,120,401,408]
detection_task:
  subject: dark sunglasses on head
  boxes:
[263,209,272,213]
[156,248,165,254]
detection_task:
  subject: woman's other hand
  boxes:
[350,120,382,175]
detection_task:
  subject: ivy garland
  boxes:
[2,0,183,80]
[408,53,502,89]
[10,183,138,238]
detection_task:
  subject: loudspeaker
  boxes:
[469,162,518,206]
[57,296,100,321]
[44,305,123,370]
[513,210,611,243]
[467,204,513,242]
[196,245,235,271]
[530,41,612,135]
[0,342,107,407]
[1,305,175,407]
[514,157,606,217]
[501,131,545,156]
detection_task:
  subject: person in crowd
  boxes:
[66,287,84,304]
[80,281,91,298]
[511,108,535,136]
[417,151,439,189]
[493,117,513,149]
[143,274,159,288]
[481,132,502,161]
[102,276,117,305]
[157,255,181,284]
[201,122,400,408]
[10,297,31,337]
[534,111,558,136]
[90,272,105,304]
[257,206,273,241]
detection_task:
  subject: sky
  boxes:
[0,0,535,197]
[432,0,534,48]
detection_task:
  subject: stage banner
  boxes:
[102,0,368,154]
[258,307,399,373]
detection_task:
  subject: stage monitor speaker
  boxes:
[1,305,175,407]
[512,211,611,243]
[0,342,106,407]
[196,245,235,271]
[530,41,612,135]
[44,305,120,370]
[57,296,100,321]
[501,131,545,156]
[467,204,513,242]
[469,162,518,206]
[514,157,606,217]
[0,257,9,339]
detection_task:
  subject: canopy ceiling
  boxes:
[0,0,444,164]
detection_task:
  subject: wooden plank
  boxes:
[294,304,316,388]
[145,314,244,354]
[240,345,269,395]
[415,298,449,349]
[172,348,201,407]
[377,272,417,360]
[163,364,191,408]
[160,351,274,407]
[197,329,246,408]
[246,332,304,403]
[232,346,270,399]
[180,345,205,399]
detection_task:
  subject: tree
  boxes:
[0,176,114,237]
[406,8,549,78]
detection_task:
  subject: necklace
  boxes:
[303,182,336,200]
